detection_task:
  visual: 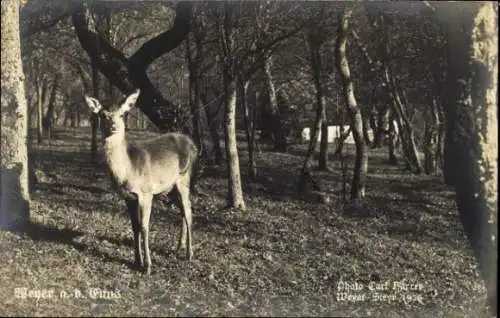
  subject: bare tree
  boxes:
[298,7,332,192]
[355,9,423,173]
[261,54,287,152]
[351,29,397,163]
[374,12,423,174]
[298,63,324,196]
[218,1,245,210]
[307,12,330,171]
[336,6,367,200]
[1,0,30,229]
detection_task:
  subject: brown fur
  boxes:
[128,133,198,176]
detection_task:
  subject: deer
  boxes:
[84,89,198,275]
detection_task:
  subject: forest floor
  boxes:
[0,127,491,317]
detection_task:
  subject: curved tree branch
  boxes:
[72,1,193,132]
[129,2,192,69]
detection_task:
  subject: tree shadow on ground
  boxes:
[34,149,105,182]
[199,163,225,179]
[25,221,85,250]
[285,144,359,162]
[35,181,109,196]
[338,176,464,250]
[25,221,138,270]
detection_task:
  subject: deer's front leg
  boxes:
[126,198,142,270]
[139,193,153,275]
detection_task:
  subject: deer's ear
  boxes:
[85,95,102,114]
[120,89,140,113]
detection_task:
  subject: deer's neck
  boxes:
[103,133,131,185]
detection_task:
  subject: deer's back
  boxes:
[126,133,197,194]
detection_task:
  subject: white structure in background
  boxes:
[301,126,356,144]
[301,121,398,144]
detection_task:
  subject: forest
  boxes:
[0,1,497,317]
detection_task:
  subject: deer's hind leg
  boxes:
[176,173,193,260]
[168,187,188,256]
[126,197,142,270]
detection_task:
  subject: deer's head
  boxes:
[84,89,140,138]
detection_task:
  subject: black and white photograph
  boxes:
[0,0,497,316]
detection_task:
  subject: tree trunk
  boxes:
[387,111,398,165]
[369,107,377,131]
[424,97,439,174]
[35,75,51,144]
[75,102,81,127]
[262,55,287,152]
[385,67,422,174]
[441,3,497,314]
[298,72,324,196]
[63,108,69,127]
[300,91,323,178]
[105,6,115,110]
[36,81,46,144]
[193,79,203,151]
[392,109,412,171]
[240,79,256,179]
[186,36,202,150]
[336,7,367,201]
[339,102,348,203]
[91,62,100,161]
[53,93,66,125]
[318,110,329,170]
[201,90,223,165]
[370,11,422,174]
[42,74,60,140]
[1,0,30,230]
[362,113,373,147]
[224,78,245,210]
[192,13,209,157]
[308,32,329,171]
[74,65,89,129]
[351,27,383,150]
[373,104,390,148]
[423,122,436,174]
[252,90,262,154]
[435,98,445,172]
[220,2,245,210]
